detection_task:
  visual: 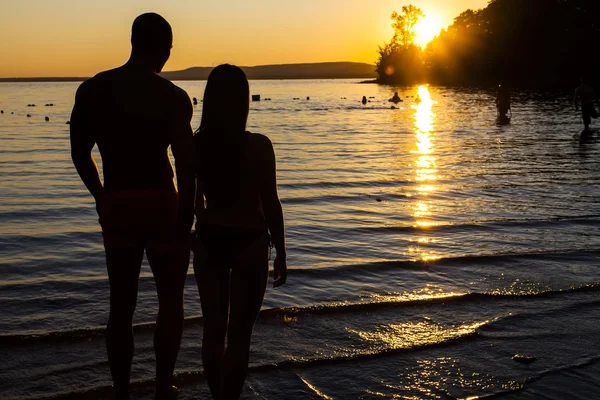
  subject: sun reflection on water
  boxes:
[348,319,487,350]
[409,86,439,261]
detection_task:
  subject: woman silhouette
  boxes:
[192,64,287,399]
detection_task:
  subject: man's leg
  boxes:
[582,105,593,131]
[146,244,190,397]
[105,245,145,398]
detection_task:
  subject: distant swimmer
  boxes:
[193,97,198,105]
[362,96,367,105]
[389,92,402,103]
[496,83,511,120]
[574,76,599,133]
[45,116,49,122]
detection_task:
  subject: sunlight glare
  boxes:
[414,15,442,48]
[410,85,438,258]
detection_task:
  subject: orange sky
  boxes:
[0,0,488,77]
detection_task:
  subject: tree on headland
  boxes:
[375,0,600,87]
[376,5,425,84]
[391,5,424,48]
[423,0,600,87]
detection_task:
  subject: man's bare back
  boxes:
[575,83,596,107]
[72,67,191,192]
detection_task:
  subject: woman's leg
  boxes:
[194,241,231,399]
[221,234,270,400]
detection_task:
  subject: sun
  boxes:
[414,15,442,48]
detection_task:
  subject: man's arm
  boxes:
[171,89,195,240]
[70,81,104,214]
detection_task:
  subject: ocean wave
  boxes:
[278,178,411,190]
[467,354,600,400]
[287,248,600,276]
[357,214,600,234]
[0,206,92,221]
[3,282,598,346]
[2,247,598,288]
[33,321,485,400]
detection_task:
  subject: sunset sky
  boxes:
[0,0,488,78]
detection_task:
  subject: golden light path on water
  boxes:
[408,85,440,261]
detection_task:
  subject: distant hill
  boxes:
[0,62,376,82]
[0,77,87,82]
[160,62,377,80]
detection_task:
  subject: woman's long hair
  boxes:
[197,64,249,135]
[195,64,251,207]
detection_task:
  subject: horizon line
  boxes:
[0,61,376,80]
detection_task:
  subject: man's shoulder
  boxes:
[76,69,119,95]
[577,84,594,91]
[153,76,190,102]
[75,76,102,100]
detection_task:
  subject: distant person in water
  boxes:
[192,64,288,400]
[362,96,367,105]
[574,76,599,132]
[69,13,195,399]
[389,91,402,103]
[496,83,511,120]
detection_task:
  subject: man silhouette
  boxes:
[70,13,194,399]
[575,76,599,133]
[496,82,511,121]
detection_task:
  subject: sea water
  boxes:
[1,80,599,399]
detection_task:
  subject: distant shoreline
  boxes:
[0,77,88,83]
[0,62,377,83]
[0,76,376,83]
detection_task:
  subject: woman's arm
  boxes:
[194,176,205,230]
[258,135,287,287]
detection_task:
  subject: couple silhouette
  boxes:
[70,12,288,400]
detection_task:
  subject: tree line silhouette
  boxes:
[376,0,600,88]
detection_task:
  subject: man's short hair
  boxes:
[131,13,172,53]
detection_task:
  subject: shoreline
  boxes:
[0,76,377,83]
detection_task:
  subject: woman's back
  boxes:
[195,130,270,230]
